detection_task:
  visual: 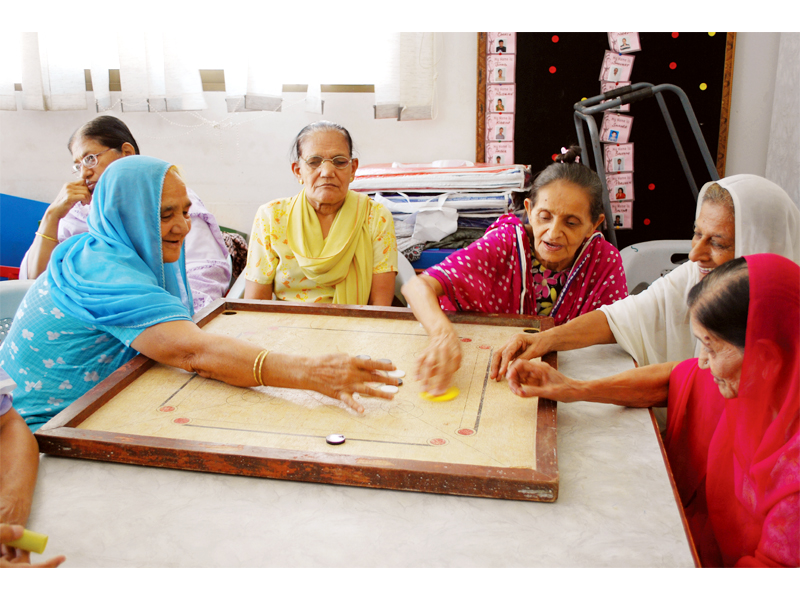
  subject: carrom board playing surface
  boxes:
[36,301,558,502]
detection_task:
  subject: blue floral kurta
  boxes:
[0,276,143,431]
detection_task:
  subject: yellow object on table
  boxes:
[6,529,48,554]
[420,387,460,402]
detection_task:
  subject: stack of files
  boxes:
[351,162,531,194]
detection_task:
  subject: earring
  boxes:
[299,179,304,184]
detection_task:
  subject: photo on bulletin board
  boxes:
[600,113,634,143]
[486,142,514,165]
[608,32,641,54]
[605,143,634,172]
[487,114,515,142]
[487,33,516,54]
[612,201,633,229]
[601,81,631,112]
[599,51,635,82]
[488,55,516,84]
[607,173,635,201]
[488,86,515,114]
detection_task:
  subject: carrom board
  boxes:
[36,301,558,502]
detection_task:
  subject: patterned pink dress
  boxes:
[425,214,627,323]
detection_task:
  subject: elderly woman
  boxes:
[507,255,799,567]
[0,157,398,432]
[402,146,628,394]
[244,121,397,305]
[491,174,800,379]
[19,116,231,312]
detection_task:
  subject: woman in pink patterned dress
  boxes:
[402,146,627,394]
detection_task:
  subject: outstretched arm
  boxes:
[506,359,676,408]
[401,274,462,395]
[131,319,400,413]
[491,309,617,381]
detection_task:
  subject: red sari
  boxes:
[665,253,800,567]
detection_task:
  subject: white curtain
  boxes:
[20,32,87,111]
[766,33,799,208]
[3,32,437,121]
[373,33,436,121]
[116,33,207,113]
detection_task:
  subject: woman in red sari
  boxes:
[403,146,627,394]
[506,254,799,567]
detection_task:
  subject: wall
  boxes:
[725,32,781,178]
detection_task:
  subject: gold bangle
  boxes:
[35,231,58,244]
[253,350,269,387]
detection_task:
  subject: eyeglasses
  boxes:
[72,148,115,174]
[301,156,352,170]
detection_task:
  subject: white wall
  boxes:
[0,33,478,234]
[1,32,795,234]
[725,32,782,178]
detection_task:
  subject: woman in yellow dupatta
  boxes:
[244,121,397,305]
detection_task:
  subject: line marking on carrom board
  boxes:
[181,422,432,447]
[159,373,199,407]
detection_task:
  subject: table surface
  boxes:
[27,344,695,567]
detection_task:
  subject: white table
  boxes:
[27,345,694,567]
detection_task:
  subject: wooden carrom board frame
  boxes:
[35,300,558,502]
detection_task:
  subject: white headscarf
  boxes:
[601,174,800,368]
[698,174,800,262]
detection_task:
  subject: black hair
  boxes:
[68,116,140,155]
[521,145,604,223]
[290,121,354,162]
[687,257,749,349]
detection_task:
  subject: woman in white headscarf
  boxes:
[490,174,800,377]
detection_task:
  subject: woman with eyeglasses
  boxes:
[244,121,398,305]
[19,116,231,312]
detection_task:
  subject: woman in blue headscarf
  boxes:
[0,156,398,432]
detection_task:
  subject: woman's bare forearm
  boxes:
[0,410,39,526]
[402,275,456,339]
[566,362,676,407]
[537,309,617,354]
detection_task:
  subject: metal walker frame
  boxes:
[573,83,719,248]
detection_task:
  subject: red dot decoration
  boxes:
[671,32,679,38]
[159,406,175,412]
[669,62,677,70]
[552,35,559,43]
[429,438,448,446]
[461,338,472,343]
[457,428,476,436]
[549,66,557,74]
[644,218,651,225]
[648,183,656,190]
[174,417,190,424]
[479,344,491,350]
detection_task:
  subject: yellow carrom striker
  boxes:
[420,386,460,402]
[6,528,48,554]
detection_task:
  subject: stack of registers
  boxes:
[351,161,532,267]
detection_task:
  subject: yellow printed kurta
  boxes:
[245,195,397,303]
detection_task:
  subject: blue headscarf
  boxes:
[48,155,194,328]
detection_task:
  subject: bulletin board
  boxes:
[476,32,736,248]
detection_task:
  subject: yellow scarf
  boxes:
[286,189,373,305]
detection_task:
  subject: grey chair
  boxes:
[0,279,35,343]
